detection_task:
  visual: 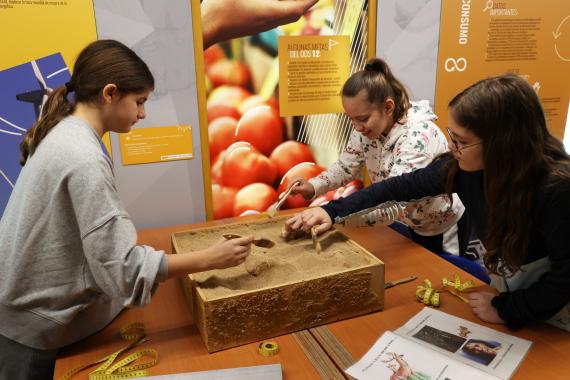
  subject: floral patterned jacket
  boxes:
[309,100,464,239]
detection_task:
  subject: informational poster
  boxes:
[435,0,570,138]
[119,125,193,165]
[278,35,350,116]
[0,0,97,216]
[201,0,371,220]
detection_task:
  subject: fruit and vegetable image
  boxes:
[204,0,364,219]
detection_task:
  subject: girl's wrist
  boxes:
[194,248,213,272]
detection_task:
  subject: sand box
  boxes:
[175,218,373,299]
[172,216,384,352]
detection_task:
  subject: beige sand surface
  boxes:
[174,218,374,300]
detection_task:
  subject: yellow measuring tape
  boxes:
[416,275,475,307]
[59,323,158,380]
[258,341,279,357]
[416,279,441,307]
[442,275,475,303]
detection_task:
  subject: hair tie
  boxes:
[64,81,74,93]
[364,61,384,74]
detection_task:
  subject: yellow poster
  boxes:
[435,0,569,138]
[0,1,113,157]
[119,125,194,165]
[0,1,96,70]
[278,35,350,116]
[0,0,107,215]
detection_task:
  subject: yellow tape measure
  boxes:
[59,323,158,380]
[416,275,475,307]
[259,341,279,356]
[416,279,441,307]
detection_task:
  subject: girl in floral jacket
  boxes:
[288,58,464,254]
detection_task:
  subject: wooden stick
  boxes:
[311,227,322,254]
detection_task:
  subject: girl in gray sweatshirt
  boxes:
[0,40,253,380]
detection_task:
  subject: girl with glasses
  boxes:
[285,74,570,330]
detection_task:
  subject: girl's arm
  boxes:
[73,159,252,306]
[166,236,253,279]
[321,155,452,222]
[309,130,366,196]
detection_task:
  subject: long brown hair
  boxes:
[448,74,570,275]
[341,57,410,123]
[20,39,154,165]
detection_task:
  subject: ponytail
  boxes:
[19,39,154,166]
[20,85,73,165]
[342,58,410,123]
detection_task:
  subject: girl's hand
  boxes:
[205,235,253,269]
[468,292,504,324]
[285,177,316,200]
[284,207,332,237]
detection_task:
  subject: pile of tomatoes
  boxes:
[205,44,362,219]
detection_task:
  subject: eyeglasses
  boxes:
[446,127,482,154]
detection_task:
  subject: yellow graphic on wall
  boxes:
[0,1,96,70]
[278,35,350,116]
[0,0,113,155]
[0,1,118,216]
[435,0,570,139]
[119,125,194,165]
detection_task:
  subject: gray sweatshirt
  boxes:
[0,116,168,350]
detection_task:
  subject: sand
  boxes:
[174,218,374,300]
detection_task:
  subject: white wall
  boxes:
[95,0,206,229]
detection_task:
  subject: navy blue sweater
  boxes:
[322,155,570,329]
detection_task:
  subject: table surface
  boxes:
[54,217,570,379]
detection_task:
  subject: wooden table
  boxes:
[54,218,570,379]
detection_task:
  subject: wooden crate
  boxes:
[171,216,384,352]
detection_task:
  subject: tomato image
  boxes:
[208,116,237,163]
[307,179,364,207]
[207,84,250,109]
[269,141,315,178]
[278,162,325,209]
[237,95,275,116]
[206,103,241,122]
[221,145,278,189]
[203,6,339,219]
[233,183,277,216]
[204,44,225,66]
[210,150,226,184]
[325,189,337,201]
[235,105,283,156]
[331,179,363,200]
[206,86,251,122]
[207,59,251,88]
[309,194,329,207]
[212,184,238,219]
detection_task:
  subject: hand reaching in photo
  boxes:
[202,0,319,48]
